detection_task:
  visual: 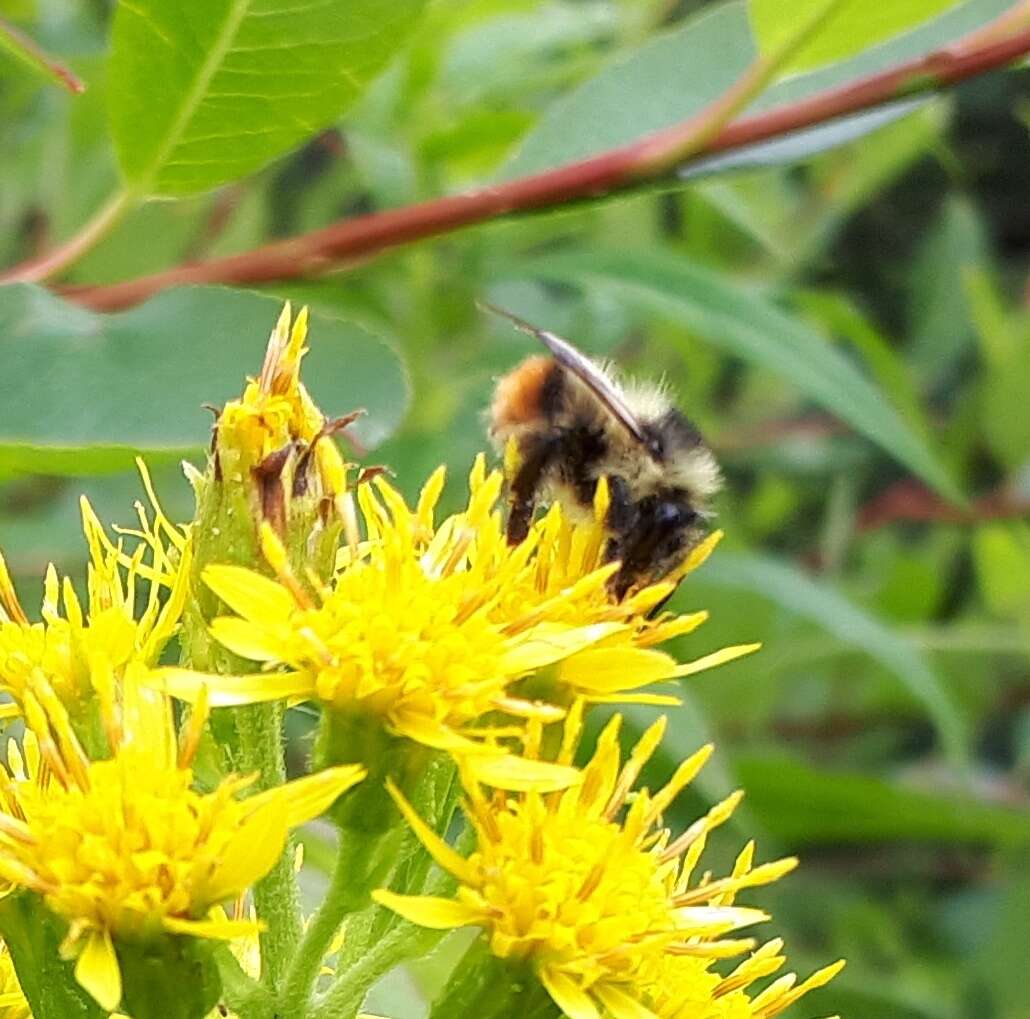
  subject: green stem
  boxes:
[236,701,302,992]
[0,15,85,94]
[315,762,464,1018]
[279,822,407,1017]
[633,0,851,174]
[0,189,134,283]
[316,922,443,1019]
[212,943,274,1019]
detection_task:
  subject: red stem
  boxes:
[45,20,1030,312]
[856,479,1030,532]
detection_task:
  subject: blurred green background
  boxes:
[2,1,1029,1017]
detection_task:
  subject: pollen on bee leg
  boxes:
[592,475,611,523]
[503,436,522,479]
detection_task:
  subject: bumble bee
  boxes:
[483,303,722,600]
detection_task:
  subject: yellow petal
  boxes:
[637,610,708,646]
[463,754,582,793]
[209,617,286,662]
[206,800,289,902]
[75,929,121,1012]
[492,696,566,722]
[593,984,658,1019]
[502,622,625,674]
[672,643,761,678]
[769,959,847,1011]
[584,693,682,706]
[384,779,477,884]
[390,715,497,754]
[560,647,682,693]
[416,465,447,528]
[148,668,314,707]
[371,891,484,930]
[247,765,366,829]
[162,916,264,941]
[675,905,769,934]
[646,743,714,821]
[539,968,600,1019]
[674,529,722,578]
[203,565,297,622]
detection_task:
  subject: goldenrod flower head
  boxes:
[0,675,364,1012]
[483,473,760,707]
[0,463,189,720]
[155,462,624,787]
[0,940,28,1019]
[374,707,842,1019]
[214,303,354,512]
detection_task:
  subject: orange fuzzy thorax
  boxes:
[490,356,554,432]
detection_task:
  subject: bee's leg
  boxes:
[602,475,634,562]
[506,434,561,545]
[604,476,640,598]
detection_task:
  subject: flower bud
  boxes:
[182,303,359,673]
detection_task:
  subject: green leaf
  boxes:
[0,284,410,474]
[107,0,428,196]
[736,752,1030,846]
[795,290,934,444]
[529,249,963,503]
[973,524,1030,623]
[503,0,1011,182]
[0,891,106,1019]
[749,0,961,73]
[701,552,969,766]
[970,869,1030,1017]
[907,195,988,383]
[503,2,753,180]
[965,268,1030,471]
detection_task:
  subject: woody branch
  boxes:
[6,4,1030,311]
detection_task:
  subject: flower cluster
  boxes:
[155,456,758,790]
[0,305,842,1019]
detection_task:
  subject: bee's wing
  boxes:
[479,301,652,450]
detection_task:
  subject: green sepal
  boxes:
[116,933,221,1019]
[0,891,105,1019]
[314,710,421,833]
[429,938,559,1019]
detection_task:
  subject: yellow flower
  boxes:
[154,463,623,788]
[154,458,755,778]
[373,706,843,1019]
[0,674,364,1012]
[214,302,354,519]
[484,471,760,708]
[0,463,189,721]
